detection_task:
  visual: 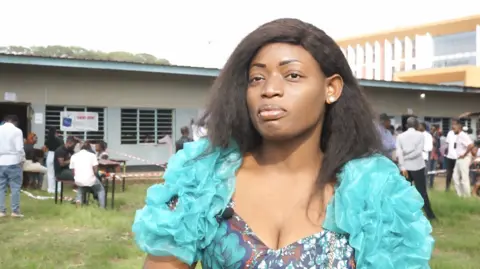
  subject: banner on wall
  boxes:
[60,111,99,132]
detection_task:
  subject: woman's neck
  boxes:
[253,126,323,173]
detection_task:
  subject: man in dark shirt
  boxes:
[54,136,77,180]
[175,126,193,152]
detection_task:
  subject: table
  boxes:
[109,158,127,191]
[99,159,121,209]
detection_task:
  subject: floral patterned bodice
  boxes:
[201,201,356,269]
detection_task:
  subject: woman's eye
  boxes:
[287,73,301,79]
[249,76,263,84]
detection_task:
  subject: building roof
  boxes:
[0,53,219,78]
[336,14,480,47]
[1,54,479,94]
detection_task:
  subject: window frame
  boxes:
[120,108,173,145]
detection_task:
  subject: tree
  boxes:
[0,45,170,65]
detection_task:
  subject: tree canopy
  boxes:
[0,45,170,65]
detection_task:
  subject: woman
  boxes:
[23,132,48,188]
[44,127,64,193]
[95,141,109,160]
[133,19,434,268]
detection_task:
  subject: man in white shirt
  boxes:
[396,117,436,220]
[418,122,433,175]
[0,115,25,218]
[445,121,459,191]
[451,120,474,197]
[69,142,106,208]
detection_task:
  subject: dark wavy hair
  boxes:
[200,18,382,192]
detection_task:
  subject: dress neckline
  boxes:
[228,199,329,252]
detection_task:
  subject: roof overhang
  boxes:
[1,54,480,93]
[0,54,218,78]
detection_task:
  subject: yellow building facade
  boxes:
[336,15,480,87]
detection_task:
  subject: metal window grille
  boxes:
[120,108,173,144]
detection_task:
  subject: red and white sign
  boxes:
[60,111,99,132]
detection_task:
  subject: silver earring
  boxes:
[328,96,336,103]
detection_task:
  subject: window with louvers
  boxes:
[460,118,471,129]
[423,117,452,135]
[120,108,173,144]
[44,106,106,142]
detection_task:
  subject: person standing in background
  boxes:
[452,120,474,197]
[444,120,459,192]
[0,115,25,218]
[418,122,433,181]
[44,127,64,194]
[175,126,193,152]
[378,113,396,159]
[428,124,441,189]
[396,117,436,220]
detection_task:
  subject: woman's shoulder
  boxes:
[164,139,242,182]
[341,154,399,184]
[324,154,434,268]
[132,139,242,264]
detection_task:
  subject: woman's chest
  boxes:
[201,214,356,269]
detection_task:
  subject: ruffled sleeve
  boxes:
[323,155,434,269]
[132,139,241,265]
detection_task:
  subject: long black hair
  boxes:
[200,18,382,194]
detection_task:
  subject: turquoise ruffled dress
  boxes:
[133,139,434,268]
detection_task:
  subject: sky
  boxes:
[2,0,480,68]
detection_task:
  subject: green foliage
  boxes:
[0,45,170,65]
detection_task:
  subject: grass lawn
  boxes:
[0,183,479,269]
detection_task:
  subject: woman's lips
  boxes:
[257,105,287,121]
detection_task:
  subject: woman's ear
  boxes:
[325,74,343,104]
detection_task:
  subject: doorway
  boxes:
[0,102,31,138]
[401,114,417,132]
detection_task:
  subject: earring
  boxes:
[327,96,336,104]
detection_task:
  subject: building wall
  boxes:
[0,64,213,166]
[365,87,480,135]
[339,30,479,81]
[1,64,480,165]
[365,87,480,116]
[336,16,480,86]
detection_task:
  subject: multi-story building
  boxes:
[336,15,480,87]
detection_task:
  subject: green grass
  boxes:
[0,183,478,269]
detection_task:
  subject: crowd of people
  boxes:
[0,115,112,217]
[378,114,480,220]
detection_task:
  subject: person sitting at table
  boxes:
[23,132,47,188]
[70,141,106,208]
[54,136,77,182]
[95,141,109,160]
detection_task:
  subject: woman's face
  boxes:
[246,43,343,141]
